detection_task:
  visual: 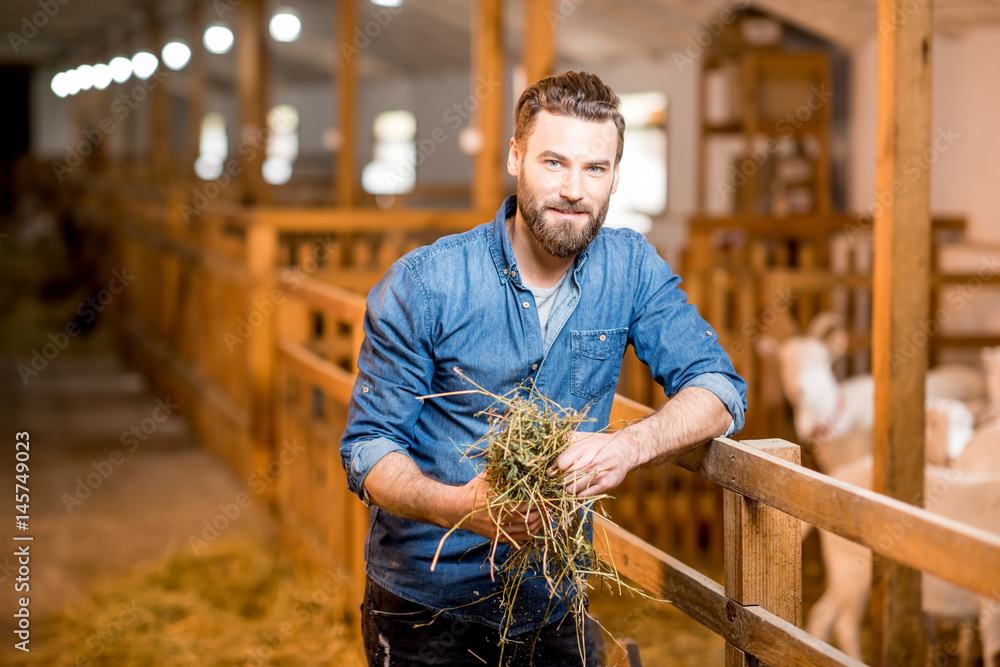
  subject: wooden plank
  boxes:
[472,0,504,210]
[149,19,170,181]
[336,0,357,206]
[238,0,269,203]
[592,518,862,667]
[188,3,206,179]
[688,214,964,236]
[246,224,277,483]
[274,274,368,324]
[870,0,934,662]
[674,438,1000,600]
[245,206,489,232]
[523,0,554,86]
[277,338,356,406]
[724,439,801,666]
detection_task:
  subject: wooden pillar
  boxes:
[472,0,504,210]
[238,0,269,204]
[523,0,554,86]
[869,0,933,664]
[187,2,206,181]
[150,20,170,182]
[246,222,277,491]
[336,0,357,207]
[723,439,802,666]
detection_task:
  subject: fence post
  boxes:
[724,438,802,666]
[246,220,277,491]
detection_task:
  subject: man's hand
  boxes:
[449,471,544,544]
[557,430,640,498]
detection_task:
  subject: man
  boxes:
[341,70,747,666]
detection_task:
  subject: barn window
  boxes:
[263,104,299,185]
[605,92,668,235]
[194,112,228,180]
[362,110,417,196]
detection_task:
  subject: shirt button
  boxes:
[531,364,538,370]
[706,331,713,336]
[504,269,509,275]
[362,386,369,393]
[511,270,517,278]
[599,334,606,341]
[522,301,530,308]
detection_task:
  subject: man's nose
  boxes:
[559,169,584,202]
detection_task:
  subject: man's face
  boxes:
[508,111,620,259]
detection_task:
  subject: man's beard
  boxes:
[516,171,611,259]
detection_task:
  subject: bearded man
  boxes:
[341,70,747,666]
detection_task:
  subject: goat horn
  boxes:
[808,312,844,340]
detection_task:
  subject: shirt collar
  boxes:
[487,194,591,286]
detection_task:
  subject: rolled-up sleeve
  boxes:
[628,240,748,436]
[340,260,434,500]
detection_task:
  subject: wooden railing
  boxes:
[681,214,1000,440]
[90,179,1000,664]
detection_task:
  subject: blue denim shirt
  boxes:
[341,195,747,633]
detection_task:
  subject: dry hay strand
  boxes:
[423,369,656,664]
[20,537,365,667]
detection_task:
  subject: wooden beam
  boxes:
[238,0,269,204]
[336,0,358,207]
[724,439,802,666]
[472,0,504,210]
[669,438,1000,600]
[593,518,863,667]
[149,19,170,182]
[187,1,206,181]
[523,0,554,86]
[870,0,933,663]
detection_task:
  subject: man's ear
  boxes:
[506,138,520,178]
[610,163,620,194]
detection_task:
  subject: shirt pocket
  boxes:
[571,328,629,402]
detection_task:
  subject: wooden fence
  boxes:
[682,214,1000,441]
[83,180,1000,665]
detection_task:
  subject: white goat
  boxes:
[806,454,1000,663]
[757,313,987,473]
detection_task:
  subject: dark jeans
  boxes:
[362,578,601,667]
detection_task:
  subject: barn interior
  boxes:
[2,0,1000,665]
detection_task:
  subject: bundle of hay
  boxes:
[426,370,649,660]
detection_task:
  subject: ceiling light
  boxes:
[76,64,94,90]
[269,11,301,42]
[204,25,234,54]
[92,64,113,90]
[109,56,132,83]
[162,41,192,70]
[131,51,158,79]
[50,72,69,97]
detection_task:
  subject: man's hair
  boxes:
[514,71,626,165]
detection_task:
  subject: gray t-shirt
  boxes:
[526,270,572,350]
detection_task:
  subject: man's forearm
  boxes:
[627,386,733,468]
[363,452,457,528]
